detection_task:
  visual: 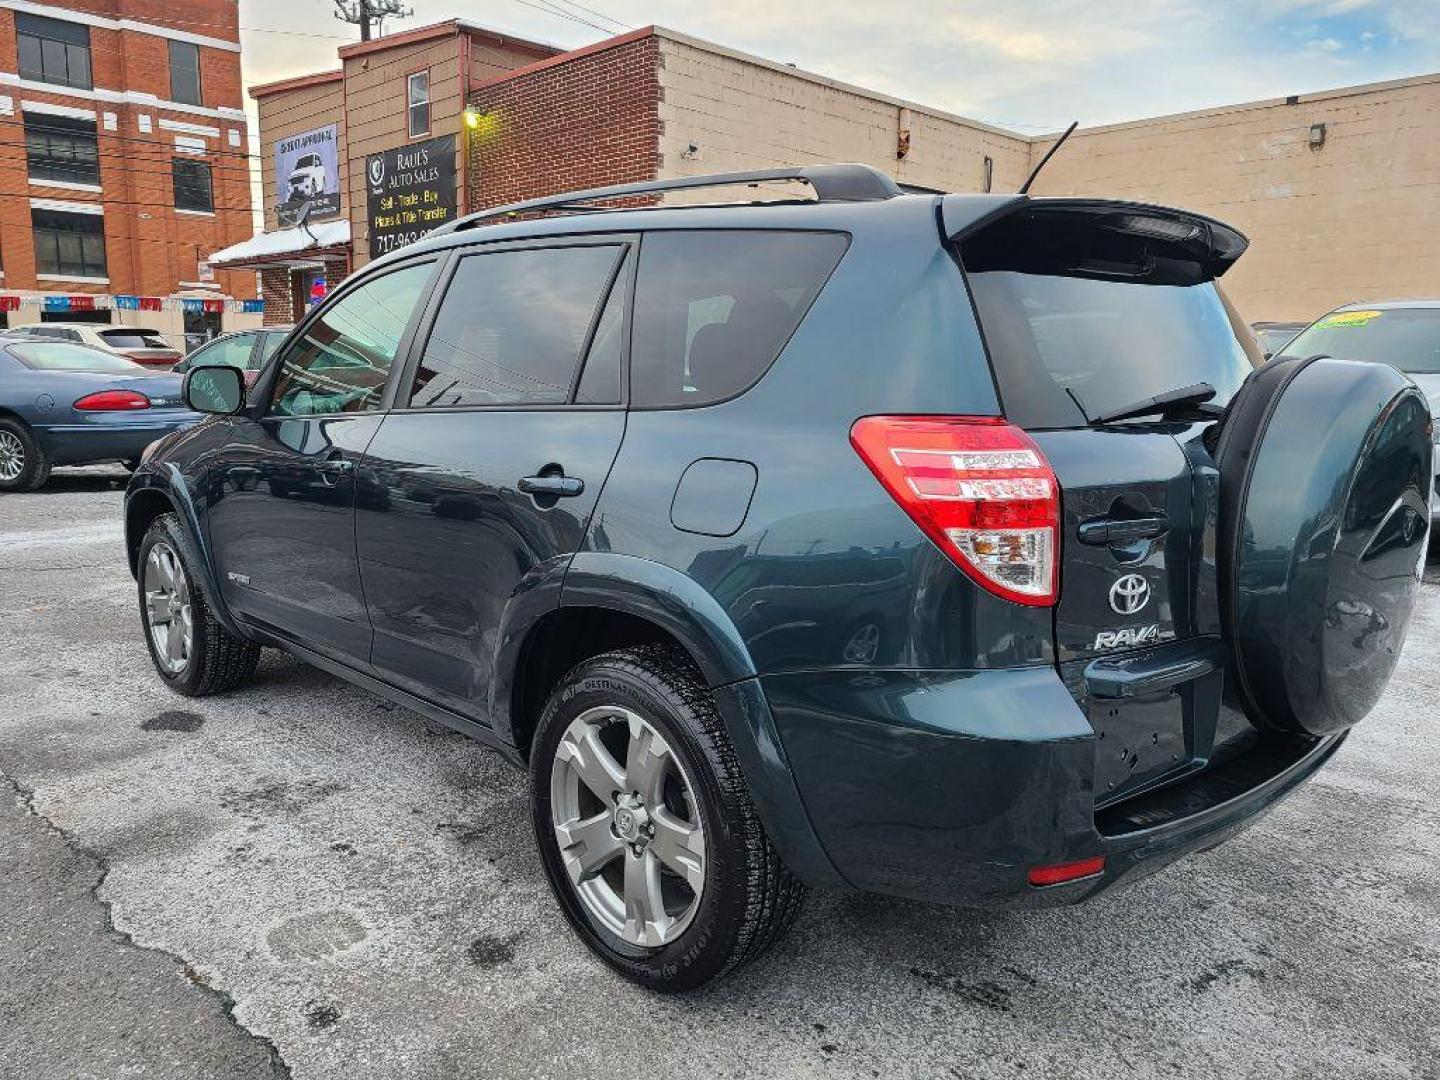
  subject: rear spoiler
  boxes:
[940,194,1249,281]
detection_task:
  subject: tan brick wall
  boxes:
[1026,75,1440,321]
[655,31,1032,195]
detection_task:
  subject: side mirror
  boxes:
[183,364,245,415]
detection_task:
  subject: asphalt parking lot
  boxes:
[2,468,1439,1080]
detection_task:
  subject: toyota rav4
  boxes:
[124,164,1430,991]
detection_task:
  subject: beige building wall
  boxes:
[655,30,1032,197]
[342,35,465,268]
[255,76,347,233]
[1027,74,1440,321]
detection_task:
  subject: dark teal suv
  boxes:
[124,165,1431,990]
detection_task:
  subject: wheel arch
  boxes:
[495,552,846,889]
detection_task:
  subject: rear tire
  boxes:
[530,644,805,991]
[0,418,50,492]
[137,513,260,696]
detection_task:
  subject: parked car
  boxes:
[124,165,1430,991]
[1276,299,1440,521]
[8,322,182,368]
[1250,319,1307,356]
[0,339,199,491]
[172,326,293,389]
[288,154,327,200]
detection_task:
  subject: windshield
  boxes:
[1255,326,1300,354]
[9,341,148,373]
[966,272,1262,428]
[99,329,170,349]
[1281,308,1440,373]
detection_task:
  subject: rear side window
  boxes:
[961,209,1262,428]
[408,244,623,408]
[629,231,848,408]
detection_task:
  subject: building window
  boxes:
[172,159,214,212]
[32,209,107,279]
[25,114,100,186]
[16,13,92,91]
[168,40,202,106]
[407,71,430,137]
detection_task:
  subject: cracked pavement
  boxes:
[1,468,1438,1079]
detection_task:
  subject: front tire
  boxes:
[530,645,805,991]
[0,418,50,492]
[138,514,260,696]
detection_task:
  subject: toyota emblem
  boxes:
[1108,574,1150,615]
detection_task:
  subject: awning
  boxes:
[208,220,352,270]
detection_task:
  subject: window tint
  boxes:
[16,13,91,90]
[629,231,848,407]
[98,329,170,349]
[409,245,622,408]
[269,263,431,417]
[966,274,1260,428]
[407,71,430,137]
[25,113,99,185]
[575,254,628,404]
[173,159,214,212]
[32,209,106,278]
[168,40,202,106]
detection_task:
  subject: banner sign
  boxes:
[5,295,262,313]
[365,134,457,259]
[276,124,341,226]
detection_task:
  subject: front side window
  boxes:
[168,40,202,106]
[25,114,100,186]
[175,333,253,373]
[629,231,849,407]
[407,71,430,137]
[16,13,92,90]
[32,209,107,278]
[172,159,214,212]
[268,262,432,417]
[408,245,623,408]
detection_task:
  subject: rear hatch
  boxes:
[955,200,1262,805]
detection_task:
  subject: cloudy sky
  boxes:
[238,0,1440,133]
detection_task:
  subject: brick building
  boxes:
[0,0,259,344]
[234,21,1440,325]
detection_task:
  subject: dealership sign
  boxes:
[275,124,341,226]
[365,134,457,258]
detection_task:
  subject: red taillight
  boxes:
[849,415,1060,606]
[1027,856,1106,887]
[73,390,151,411]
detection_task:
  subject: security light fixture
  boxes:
[1309,122,1326,149]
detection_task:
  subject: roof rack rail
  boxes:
[433,163,902,236]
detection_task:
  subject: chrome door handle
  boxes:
[518,474,584,498]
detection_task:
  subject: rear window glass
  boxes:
[1281,308,1440,373]
[99,329,169,349]
[961,210,1261,428]
[9,342,145,372]
[630,231,848,408]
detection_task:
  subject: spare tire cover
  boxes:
[1216,356,1431,737]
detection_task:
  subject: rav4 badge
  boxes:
[1093,624,1160,650]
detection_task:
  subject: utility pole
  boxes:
[333,0,412,42]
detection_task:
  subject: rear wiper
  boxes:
[1085,382,1222,425]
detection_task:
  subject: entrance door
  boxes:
[356,237,633,720]
[206,258,437,665]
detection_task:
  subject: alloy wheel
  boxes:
[550,705,707,947]
[143,541,193,674]
[0,430,23,482]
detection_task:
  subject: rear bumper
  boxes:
[35,415,199,465]
[759,665,1341,906]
